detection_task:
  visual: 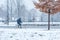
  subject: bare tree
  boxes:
[16,0,20,18]
[10,0,12,21]
[6,0,9,25]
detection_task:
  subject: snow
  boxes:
[23,0,34,10]
[0,18,5,20]
[0,22,17,26]
[0,22,60,29]
[0,28,60,40]
[0,22,60,40]
[55,0,58,1]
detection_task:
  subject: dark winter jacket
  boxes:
[17,18,22,25]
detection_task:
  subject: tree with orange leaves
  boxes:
[33,0,60,14]
[33,0,60,30]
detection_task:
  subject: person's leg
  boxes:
[20,24,22,28]
[18,24,20,28]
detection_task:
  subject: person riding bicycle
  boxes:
[17,18,22,28]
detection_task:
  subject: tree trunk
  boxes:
[7,0,9,25]
[48,9,50,30]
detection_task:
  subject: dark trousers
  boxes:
[18,24,22,28]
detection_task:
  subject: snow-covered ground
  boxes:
[0,22,60,40]
[0,28,60,40]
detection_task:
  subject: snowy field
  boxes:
[0,28,60,40]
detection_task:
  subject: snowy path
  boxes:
[0,22,60,29]
[0,28,60,40]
